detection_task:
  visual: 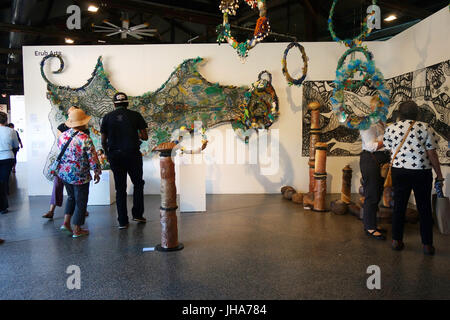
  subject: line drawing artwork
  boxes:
[302,60,450,165]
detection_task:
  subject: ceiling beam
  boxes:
[236,0,289,24]
[0,75,23,81]
[378,0,432,19]
[0,48,22,55]
[0,63,22,70]
[0,22,159,44]
[102,0,222,26]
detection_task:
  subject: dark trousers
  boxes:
[392,168,433,245]
[0,159,14,211]
[360,151,390,230]
[63,182,90,226]
[108,151,145,226]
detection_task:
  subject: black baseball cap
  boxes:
[113,92,128,104]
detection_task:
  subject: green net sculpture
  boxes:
[41,54,279,180]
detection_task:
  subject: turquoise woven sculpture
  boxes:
[41,54,279,180]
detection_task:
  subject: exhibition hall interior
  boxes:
[0,0,449,301]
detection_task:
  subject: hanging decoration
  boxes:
[331,57,390,130]
[40,54,279,180]
[328,0,390,130]
[216,0,270,60]
[328,0,377,48]
[335,47,374,89]
[281,42,309,87]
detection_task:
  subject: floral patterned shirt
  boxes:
[57,128,101,185]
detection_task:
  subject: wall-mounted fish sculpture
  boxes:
[40,54,279,179]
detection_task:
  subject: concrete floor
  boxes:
[0,164,449,300]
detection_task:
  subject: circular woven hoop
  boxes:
[331,59,390,130]
[281,42,308,87]
[336,47,374,89]
[328,0,376,48]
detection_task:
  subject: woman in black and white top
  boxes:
[383,101,444,255]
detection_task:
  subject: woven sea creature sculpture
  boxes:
[40,53,279,180]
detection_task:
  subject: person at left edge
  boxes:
[6,123,22,173]
[0,112,19,215]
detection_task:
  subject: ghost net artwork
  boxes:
[302,60,450,165]
[41,54,279,180]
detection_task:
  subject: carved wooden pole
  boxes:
[341,165,352,204]
[153,142,184,252]
[313,142,328,212]
[308,101,321,193]
[304,101,321,208]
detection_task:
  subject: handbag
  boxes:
[384,121,416,188]
[49,131,78,176]
[433,180,450,234]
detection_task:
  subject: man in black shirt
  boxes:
[101,92,148,229]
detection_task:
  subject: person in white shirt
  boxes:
[0,111,19,216]
[359,96,391,240]
[383,100,443,255]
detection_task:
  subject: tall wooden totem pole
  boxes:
[153,142,184,252]
[303,101,328,211]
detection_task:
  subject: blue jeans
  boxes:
[63,182,90,226]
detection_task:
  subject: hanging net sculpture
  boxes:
[40,53,279,180]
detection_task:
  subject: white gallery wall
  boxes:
[23,7,449,197]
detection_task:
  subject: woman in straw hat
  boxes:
[43,106,90,219]
[57,108,101,238]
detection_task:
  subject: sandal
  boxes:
[42,212,54,219]
[60,225,73,235]
[73,229,89,238]
[365,229,386,240]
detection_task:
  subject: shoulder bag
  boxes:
[48,131,78,176]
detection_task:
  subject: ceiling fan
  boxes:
[93,14,157,40]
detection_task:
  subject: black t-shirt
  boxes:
[100,107,147,153]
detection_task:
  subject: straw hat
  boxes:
[68,106,79,114]
[65,109,91,128]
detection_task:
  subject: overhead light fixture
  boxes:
[97,39,106,43]
[1,94,7,98]
[384,15,397,22]
[65,38,74,44]
[88,5,99,13]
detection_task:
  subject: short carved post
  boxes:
[154,142,184,252]
[341,165,352,204]
[313,142,328,212]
